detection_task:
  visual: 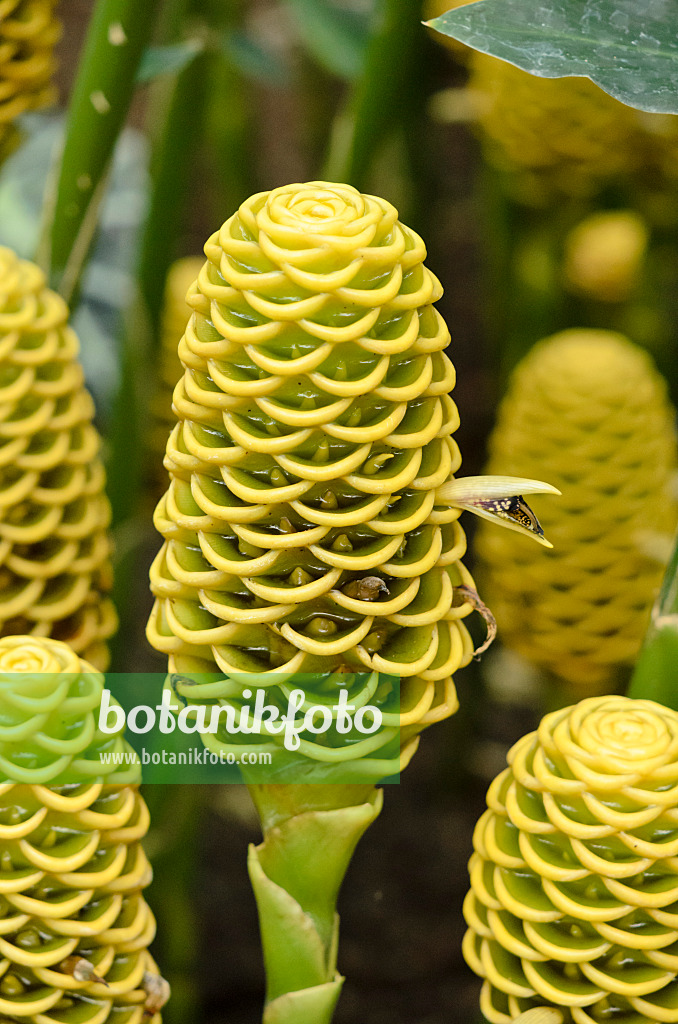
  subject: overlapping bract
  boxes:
[147,181,478,771]
[475,330,678,690]
[0,248,116,669]
[0,635,164,1024]
[0,0,59,157]
[464,695,678,1024]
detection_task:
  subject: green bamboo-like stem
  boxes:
[322,0,426,190]
[203,49,255,225]
[144,784,205,1024]
[137,33,209,342]
[107,294,150,672]
[38,0,162,303]
[246,782,383,1024]
[199,0,255,224]
[627,530,678,708]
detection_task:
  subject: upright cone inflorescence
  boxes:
[475,330,678,691]
[147,181,480,772]
[464,694,678,1024]
[0,634,167,1023]
[145,182,556,1024]
[0,247,116,669]
[0,0,60,158]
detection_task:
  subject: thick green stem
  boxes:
[246,782,382,1024]
[138,36,209,343]
[144,784,205,1024]
[323,0,426,190]
[627,530,678,708]
[38,0,162,303]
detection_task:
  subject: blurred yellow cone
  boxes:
[0,0,60,157]
[469,53,642,199]
[150,256,204,496]
[475,329,678,691]
[0,248,116,668]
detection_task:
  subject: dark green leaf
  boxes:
[222,30,291,86]
[284,0,373,78]
[427,0,678,114]
[137,39,204,83]
[628,533,678,707]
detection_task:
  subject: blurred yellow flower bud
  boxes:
[564,210,648,303]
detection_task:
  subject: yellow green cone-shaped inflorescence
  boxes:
[469,53,642,199]
[150,257,205,495]
[147,180,483,774]
[0,0,59,158]
[464,694,678,1024]
[0,248,116,670]
[475,329,678,691]
[0,634,167,1023]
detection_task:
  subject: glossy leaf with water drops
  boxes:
[427,0,678,114]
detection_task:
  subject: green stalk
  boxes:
[203,48,255,226]
[246,782,382,1024]
[144,784,205,1024]
[38,0,162,303]
[322,0,426,190]
[137,41,209,342]
[627,530,678,708]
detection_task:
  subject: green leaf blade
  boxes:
[284,0,372,79]
[137,39,204,84]
[427,0,678,114]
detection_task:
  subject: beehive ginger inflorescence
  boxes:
[0,0,60,157]
[475,329,678,691]
[0,634,167,1023]
[146,181,554,771]
[0,247,116,668]
[464,694,678,1024]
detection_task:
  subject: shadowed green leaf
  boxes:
[284,0,372,78]
[427,0,678,114]
[137,39,204,83]
[222,30,291,86]
[629,531,678,708]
